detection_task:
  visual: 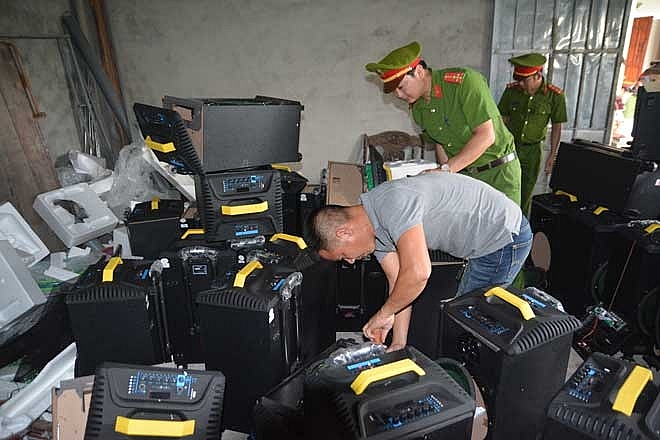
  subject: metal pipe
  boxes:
[61,14,131,143]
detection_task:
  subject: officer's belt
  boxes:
[464,151,517,175]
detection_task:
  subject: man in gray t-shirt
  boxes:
[309,172,532,351]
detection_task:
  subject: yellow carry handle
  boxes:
[271,164,292,172]
[151,197,160,210]
[270,233,307,249]
[554,190,577,202]
[233,260,263,288]
[383,165,393,182]
[115,416,195,437]
[484,287,535,321]
[645,224,660,235]
[350,358,426,395]
[612,365,653,416]
[144,135,176,153]
[221,201,268,216]
[102,256,123,282]
[180,228,204,239]
[593,206,608,215]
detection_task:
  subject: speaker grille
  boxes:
[196,288,275,311]
[84,371,106,439]
[66,284,147,304]
[512,315,581,354]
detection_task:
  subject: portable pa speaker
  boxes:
[195,262,303,433]
[550,140,655,216]
[304,344,475,439]
[133,102,204,175]
[408,250,465,359]
[440,285,582,439]
[162,95,303,173]
[601,223,660,336]
[544,202,625,317]
[543,352,660,439]
[66,257,168,376]
[159,245,237,366]
[334,256,388,333]
[84,362,225,440]
[196,168,283,243]
[126,198,184,259]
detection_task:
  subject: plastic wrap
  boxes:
[105,142,180,218]
[328,341,387,366]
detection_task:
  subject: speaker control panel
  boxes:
[363,393,445,436]
[459,305,511,336]
[126,369,201,402]
[221,173,267,194]
[565,356,621,403]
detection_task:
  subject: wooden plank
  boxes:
[0,43,64,251]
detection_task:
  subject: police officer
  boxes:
[498,53,567,216]
[365,41,521,206]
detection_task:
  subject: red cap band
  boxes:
[380,57,422,83]
[513,65,542,77]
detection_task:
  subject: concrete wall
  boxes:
[2,0,493,184]
[1,1,81,163]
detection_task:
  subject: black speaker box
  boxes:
[440,286,582,439]
[601,224,660,334]
[195,168,283,243]
[550,140,649,215]
[547,203,625,317]
[84,362,226,440]
[304,345,475,439]
[335,257,388,332]
[543,352,660,439]
[126,198,184,259]
[159,245,237,366]
[66,258,168,377]
[162,95,303,173]
[195,263,302,433]
[407,250,465,359]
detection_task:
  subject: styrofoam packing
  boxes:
[0,202,49,267]
[33,183,118,248]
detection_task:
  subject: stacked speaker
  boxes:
[529,139,660,355]
[62,98,343,437]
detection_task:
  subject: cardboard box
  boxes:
[52,375,94,440]
[326,161,363,206]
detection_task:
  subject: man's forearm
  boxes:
[550,123,561,157]
[446,120,495,172]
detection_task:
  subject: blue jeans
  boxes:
[456,215,533,295]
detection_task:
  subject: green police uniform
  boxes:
[411,67,522,205]
[498,54,568,216]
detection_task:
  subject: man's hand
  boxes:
[363,308,396,344]
[386,342,406,353]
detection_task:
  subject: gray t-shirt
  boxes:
[359,172,522,261]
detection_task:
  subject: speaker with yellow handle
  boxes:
[439,286,582,440]
[303,344,475,439]
[543,352,660,439]
[83,362,225,440]
[195,168,283,243]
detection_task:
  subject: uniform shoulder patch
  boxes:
[506,81,521,89]
[548,84,564,95]
[443,71,465,84]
